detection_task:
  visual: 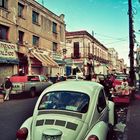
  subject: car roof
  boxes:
[42,80,103,97]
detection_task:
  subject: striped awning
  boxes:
[31,50,59,67]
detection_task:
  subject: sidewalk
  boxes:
[123,91,140,140]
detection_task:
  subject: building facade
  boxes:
[65,31,109,76]
[108,48,118,72]
[116,58,125,73]
[0,0,66,82]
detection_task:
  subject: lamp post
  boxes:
[24,42,34,75]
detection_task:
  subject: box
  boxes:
[113,96,130,104]
[0,94,4,103]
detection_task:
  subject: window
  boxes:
[18,31,24,44]
[73,42,80,58]
[0,24,9,41]
[52,42,57,52]
[32,35,39,46]
[32,11,39,24]
[18,3,24,17]
[0,0,8,9]
[38,91,90,113]
[52,22,57,33]
[97,90,106,113]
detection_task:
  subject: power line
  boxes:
[104,39,128,45]
[94,32,128,41]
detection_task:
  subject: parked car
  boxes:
[10,75,53,97]
[66,75,85,80]
[16,80,115,140]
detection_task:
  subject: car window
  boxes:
[97,89,106,113]
[38,91,90,113]
[116,75,128,80]
[40,76,47,82]
[28,76,39,82]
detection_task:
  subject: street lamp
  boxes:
[24,41,34,75]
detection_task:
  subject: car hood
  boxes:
[31,112,88,140]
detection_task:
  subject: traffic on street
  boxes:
[0,0,140,140]
[0,76,139,140]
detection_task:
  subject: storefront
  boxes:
[0,41,19,84]
[31,49,59,76]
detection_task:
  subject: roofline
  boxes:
[66,30,108,50]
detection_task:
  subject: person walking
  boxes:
[3,76,13,101]
[56,73,61,82]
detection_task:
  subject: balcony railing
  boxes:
[71,53,81,59]
[88,53,93,59]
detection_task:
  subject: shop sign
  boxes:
[0,41,18,59]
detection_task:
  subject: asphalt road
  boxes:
[0,96,38,140]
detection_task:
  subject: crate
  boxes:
[0,94,4,103]
[113,96,130,104]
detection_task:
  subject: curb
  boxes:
[123,100,132,140]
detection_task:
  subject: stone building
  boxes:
[65,30,109,76]
[0,0,66,82]
[116,58,125,73]
[108,48,118,73]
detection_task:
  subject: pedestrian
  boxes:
[3,76,13,101]
[56,73,61,82]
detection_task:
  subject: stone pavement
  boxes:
[123,92,140,140]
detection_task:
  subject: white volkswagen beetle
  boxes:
[16,80,115,140]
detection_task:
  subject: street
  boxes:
[0,92,139,140]
[0,95,128,140]
[0,96,38,140]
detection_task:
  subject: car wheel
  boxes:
[30,88,36,98]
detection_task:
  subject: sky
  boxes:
[36,0,140,66]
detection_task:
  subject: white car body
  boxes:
[17,81,114,140]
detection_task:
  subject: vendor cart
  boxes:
[111,85,132,105]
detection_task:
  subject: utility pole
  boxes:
[92,31,95,73]
[128,0,135,86]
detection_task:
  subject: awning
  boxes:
[31,50,59,67]
[0,57,19,64]
[54,59,66,65]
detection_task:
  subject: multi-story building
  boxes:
[0,0,66,82]
[116,58,125,73]
[108,48,127,74]
[107,51,113,74]
[108,48,118,72]
[65,30,109,75]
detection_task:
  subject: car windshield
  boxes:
[38,91,90,113]
[67,75,83,80]
[116,75,128,80]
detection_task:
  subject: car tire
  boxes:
[30,88,36,98]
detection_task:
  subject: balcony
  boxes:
[71,53,81,59]
[88,53,93,59]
